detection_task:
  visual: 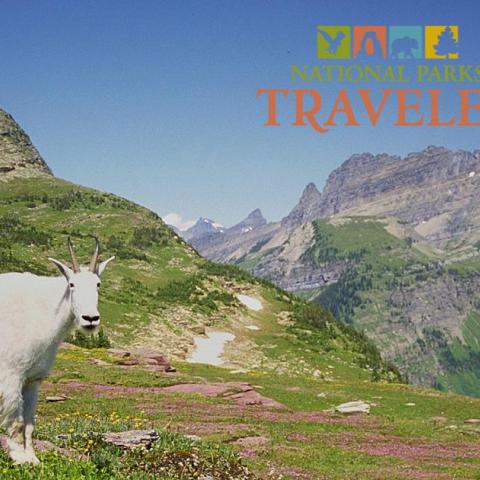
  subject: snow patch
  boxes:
[469,171,476,178]
[188,331,234,366]
[237,294,263,311]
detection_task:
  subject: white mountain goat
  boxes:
[0,238,114,464]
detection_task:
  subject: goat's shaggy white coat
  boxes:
[0,252,113,464]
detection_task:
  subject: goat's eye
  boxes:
[69,282,75,288]
[97,283,101,288]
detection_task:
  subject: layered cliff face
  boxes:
[314,146,480,246]
[192,147,480,396]
[0,109,53,179]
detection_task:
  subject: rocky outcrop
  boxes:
[312,146,480,245]
[227,209,267,235]
[281,182,323,229]
[0,108,53,179]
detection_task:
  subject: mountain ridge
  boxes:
[0,109,53,179]
[189,146,480,396]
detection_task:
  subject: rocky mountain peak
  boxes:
[281,182,322,229]
[228,208,267,235]
[245,208,265,221]
[181,217,225,241]
[0,108,53,180]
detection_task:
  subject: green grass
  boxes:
[2,346,479,479]
[291,217,480,397]
[2,175,480,478]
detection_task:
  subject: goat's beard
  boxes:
[79,324,99,334]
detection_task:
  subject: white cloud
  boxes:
[162,212,197,231]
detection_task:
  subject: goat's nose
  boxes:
[82,315,100,323]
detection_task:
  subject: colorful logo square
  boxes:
[425,26,459,59]
[353,26,387,59]
[389,26,422,59]
[317,26,351,59]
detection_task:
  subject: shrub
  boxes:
[66,327,111,349]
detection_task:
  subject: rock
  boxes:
[160,382,285,408]
[335,401,370,414]
[191,325,206,335]
[317,393,327,398]
[108,348,131,358]
[184,434,202,442]
[102,429,159,449]
[0,109,53,180]
[464,418,480,424]
[108,348,175,372]
[115,358,139,366]
[45,395,68,402]
[405,402,416,406]
[130,348,174,371]
[431,416,448,422]
[88,358,109,366]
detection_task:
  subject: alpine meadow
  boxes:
[0,109,480,479]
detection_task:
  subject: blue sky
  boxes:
[0,0,478,228]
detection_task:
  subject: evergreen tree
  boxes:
[434,26,458,59]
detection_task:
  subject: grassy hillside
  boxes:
[302,217,480,397]
[0,176,396,379]
[1,344,480,479]
[2,175,480,479]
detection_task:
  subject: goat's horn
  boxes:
[89,237,100,272]
[67,237,80,273]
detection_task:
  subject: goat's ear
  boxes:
[48,258,73,280]
[97,256,115,276]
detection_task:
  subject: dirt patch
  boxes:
[232,436,269,459]
[253,409,378,428]
[328,430,480,467]
[46,381,285,408]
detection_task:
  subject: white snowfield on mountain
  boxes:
[237,294,263,311]
[188,331,235,366]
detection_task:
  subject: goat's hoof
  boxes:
[9,449,40,465]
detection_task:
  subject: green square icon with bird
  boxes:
[317,25,351,59]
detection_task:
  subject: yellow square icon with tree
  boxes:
[425,26,459,59]
[317,26,351,59]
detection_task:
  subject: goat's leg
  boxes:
[22,382,40,464]
[3,391,28,464]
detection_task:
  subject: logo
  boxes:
[317,25,459,60]
[316,26,351,59]
[425,26,459,59]
[353,26,387,60]
[389,26,422,59]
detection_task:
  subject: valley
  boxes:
[1,107,479,478]
[181,146,480,397]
